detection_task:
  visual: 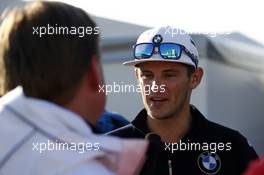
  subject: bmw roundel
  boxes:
[152,34,163,44]
[197,152,221,174]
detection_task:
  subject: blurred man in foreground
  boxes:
[0,1,147,175]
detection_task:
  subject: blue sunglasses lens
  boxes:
[159,43,181,59]
[134,44,154,59]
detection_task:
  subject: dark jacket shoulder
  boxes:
[107,124,144,138]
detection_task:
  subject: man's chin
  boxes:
[148,110,171,120]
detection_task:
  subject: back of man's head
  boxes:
[0,1,100,105]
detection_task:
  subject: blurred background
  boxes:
[1,0,264,155]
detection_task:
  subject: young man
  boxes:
[108,26,258,175]
[0,2,147,175]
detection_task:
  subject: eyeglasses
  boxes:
[133,42,198,67]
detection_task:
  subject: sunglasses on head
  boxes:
[133,42,198,67]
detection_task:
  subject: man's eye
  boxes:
[141,74,152,78]
[164,73,177,77]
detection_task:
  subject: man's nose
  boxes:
[151,76,163,86]
[150,79,164,93]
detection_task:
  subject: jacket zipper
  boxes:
[168,159,172,175]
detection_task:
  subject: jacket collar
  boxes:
[131,105,207,139]
[0,87,149,173]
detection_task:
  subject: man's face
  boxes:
[136,61,195,120]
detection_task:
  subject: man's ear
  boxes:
[190,67,203,89]
[87,56,104,92]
